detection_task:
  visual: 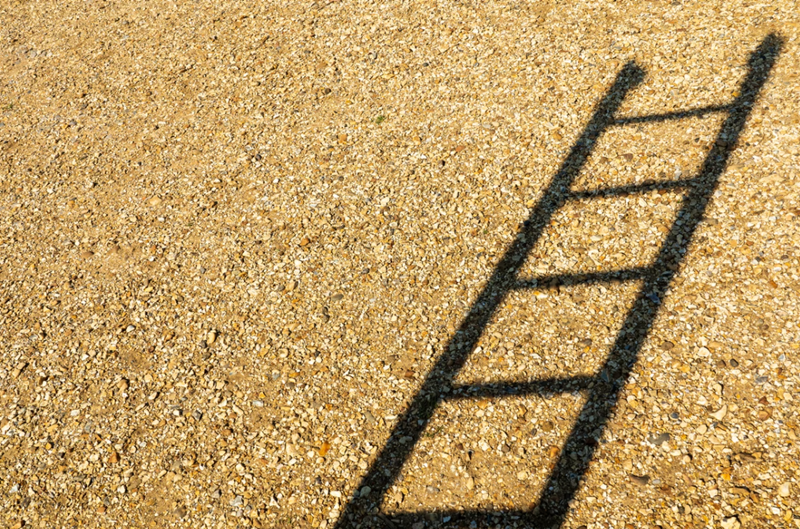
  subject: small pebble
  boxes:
[648,432,671,446]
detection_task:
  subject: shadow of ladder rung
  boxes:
[335,34,782,529]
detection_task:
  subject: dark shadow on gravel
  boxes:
[335,34,782,529]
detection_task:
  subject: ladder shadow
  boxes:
[335,34,783,529]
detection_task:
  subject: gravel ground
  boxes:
[1,1,799,528]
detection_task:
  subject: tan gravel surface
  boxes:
[1,1,799,528]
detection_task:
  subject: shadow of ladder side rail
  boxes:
[334,34,783,529]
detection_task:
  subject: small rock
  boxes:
[359,486,371,497]
[630,474,650,486]
[206,330,217,345]
[757,409,771,421]
[117,485,126,494]
[318,441,331,457]
[711,405,728,421]
[108,451,120,464]
[331,293,344,302]
[779,482,790,497]
[721,516,740,529]
[729,358,739,367]
[426,485,440,494]
[11,362,27,379]
[231,495,244,507]
[648,432,671,447]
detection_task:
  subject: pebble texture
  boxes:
[1,1,799,529]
